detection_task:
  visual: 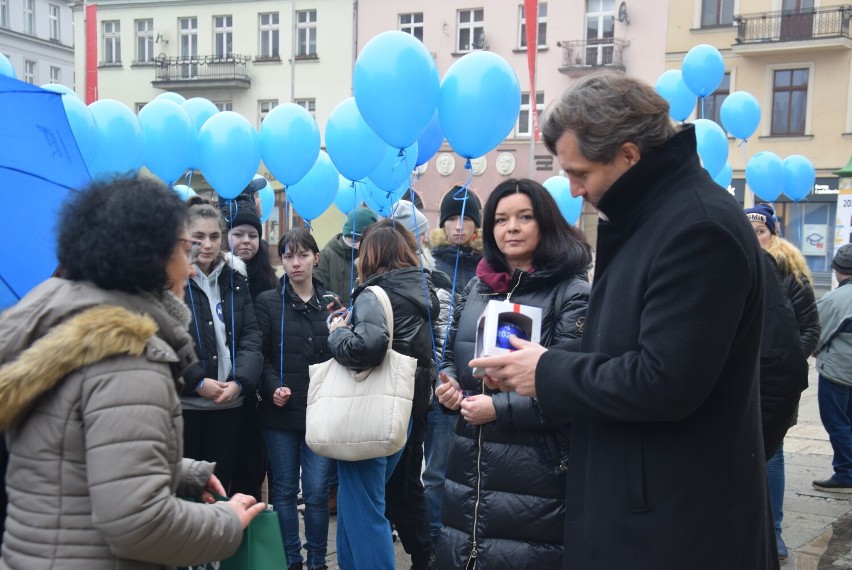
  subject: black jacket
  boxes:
[784,271,820,356]
[431,241,482,296]
[182,256,263,396]
[534,126,777,569]
[254,277,332,432]
[437,259,590,570]
[328,267,439,418]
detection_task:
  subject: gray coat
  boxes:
[0,279,244,570]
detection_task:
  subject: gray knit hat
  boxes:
[832,244,852,274]
[391,200,429,237]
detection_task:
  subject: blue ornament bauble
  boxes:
[496,321,527,350]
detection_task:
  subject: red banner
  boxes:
[85,2,98,104]
[524,0,539,141]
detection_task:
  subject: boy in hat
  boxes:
[430,185,483,293]
[315,207,378,307]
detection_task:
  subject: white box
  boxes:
[472,300,542,375]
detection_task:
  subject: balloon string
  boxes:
[184,169,193,188]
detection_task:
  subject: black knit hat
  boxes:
[440,185,481,228]
[221,196,263,238]
[832,244,852,274]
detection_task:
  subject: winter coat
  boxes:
[436,258,590,570]
[534,125,778,569]
[328,267,439,419]
[0,279,243,570]
[315,233,358,307]
[759,252,809,458]
[783,271,820,356]
[430,267,454,368]
[430,230,483,296]
[182,254,263,407]
[815,277,852,386]
[254,276,332,431]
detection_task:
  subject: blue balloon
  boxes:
[353,31,440,149]
[156,91,186,104]
[41,83,79,98]
[172,184,197,201]
[181,97,219,170]
[416,112,444,167]
[257,178,275,223]
[713,162,733,190]
[358,179,399,217]
[720,91,761,140]
[439,51,521,159]
[0,54,15,79]
[87,99,144,179]
[542,176,583,225]
[60,94,98,164]
[286,151,338,220]
[325,98,386,181]
[655,70,696,122]
[197,111,261,199]
[335,176,360,215]
[782,155,815,202]
[746,151,784,201]
[692,119,728,178]
[682,44,725,98]
[138,99,195,183]
[260,103,320,186]
[368,142,418,192]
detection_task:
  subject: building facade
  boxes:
[667,0,852,288]
[0,0,75,87]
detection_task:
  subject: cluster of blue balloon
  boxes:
[654,44,815,201]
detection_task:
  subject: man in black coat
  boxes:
[470,73,778,569]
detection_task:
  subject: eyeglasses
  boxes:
[178,237,203,264]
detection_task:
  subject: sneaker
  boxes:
[776,531,788,560]
[812,477,852,493]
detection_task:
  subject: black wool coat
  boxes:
[254,277,332,432]
[535,126,778,570]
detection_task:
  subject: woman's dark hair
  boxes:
[245,241,278,298]
[482,178,592,275]
[358,219,419,281]
[278,228,319,256]
[57,175,188,293]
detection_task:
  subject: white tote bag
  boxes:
[306,285,417,461]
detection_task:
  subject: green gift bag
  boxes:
[220,508,287,570]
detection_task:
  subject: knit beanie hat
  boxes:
[832,244,852,274]
[440,185,481,228]
[744,204,777,235]
[220,196,263,237]
[391,200,430,237]
[342,207,378,238]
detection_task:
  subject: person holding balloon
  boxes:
[435,178,591,570]
[254,229,334,570]
[315,207,379,308]
[745,203,820,560]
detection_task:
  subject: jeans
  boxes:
[817,374,852,484]
[263,428,332,568]
[423,399,456,541]
[336,443,405,569]
[766,445,785,534]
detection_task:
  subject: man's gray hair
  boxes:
[542,72,677,163]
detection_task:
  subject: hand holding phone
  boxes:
[322,294,344,311]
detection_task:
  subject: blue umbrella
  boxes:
[0,75,91,310]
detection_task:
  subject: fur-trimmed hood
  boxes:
[429,228,484,252]
[0,279,197,430]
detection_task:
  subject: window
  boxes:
[457,9,484,52]
[103,20,121,64]
[49,66,60,83]
[585,0,615,65]
[134,102,147,113]
[23,0,34,34]
[214,15,233,59]
[701,0,734,27]
[259,100,278,125]
[135,19,154,63]
[49,4,60,40]
[698,72,730,124]
[179,17,198,78]
[295,98,316,118]
[259,12,279,58]
[399,13,423,42]
[24,60,35,84]
[772,68,808,136]
[519,2,547,48]
[214,101,233,112]
[296,10,317,57]
[0,0,7,29]
[517,91,544,137]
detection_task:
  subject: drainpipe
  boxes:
[352,0,358,91]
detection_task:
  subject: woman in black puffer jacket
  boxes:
[254,229,334,570]
[327,219,439,570]
[436,179,591,570]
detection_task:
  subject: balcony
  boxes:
[557,38,628,77]
[152,54,251,90]
[733,5,852,55]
